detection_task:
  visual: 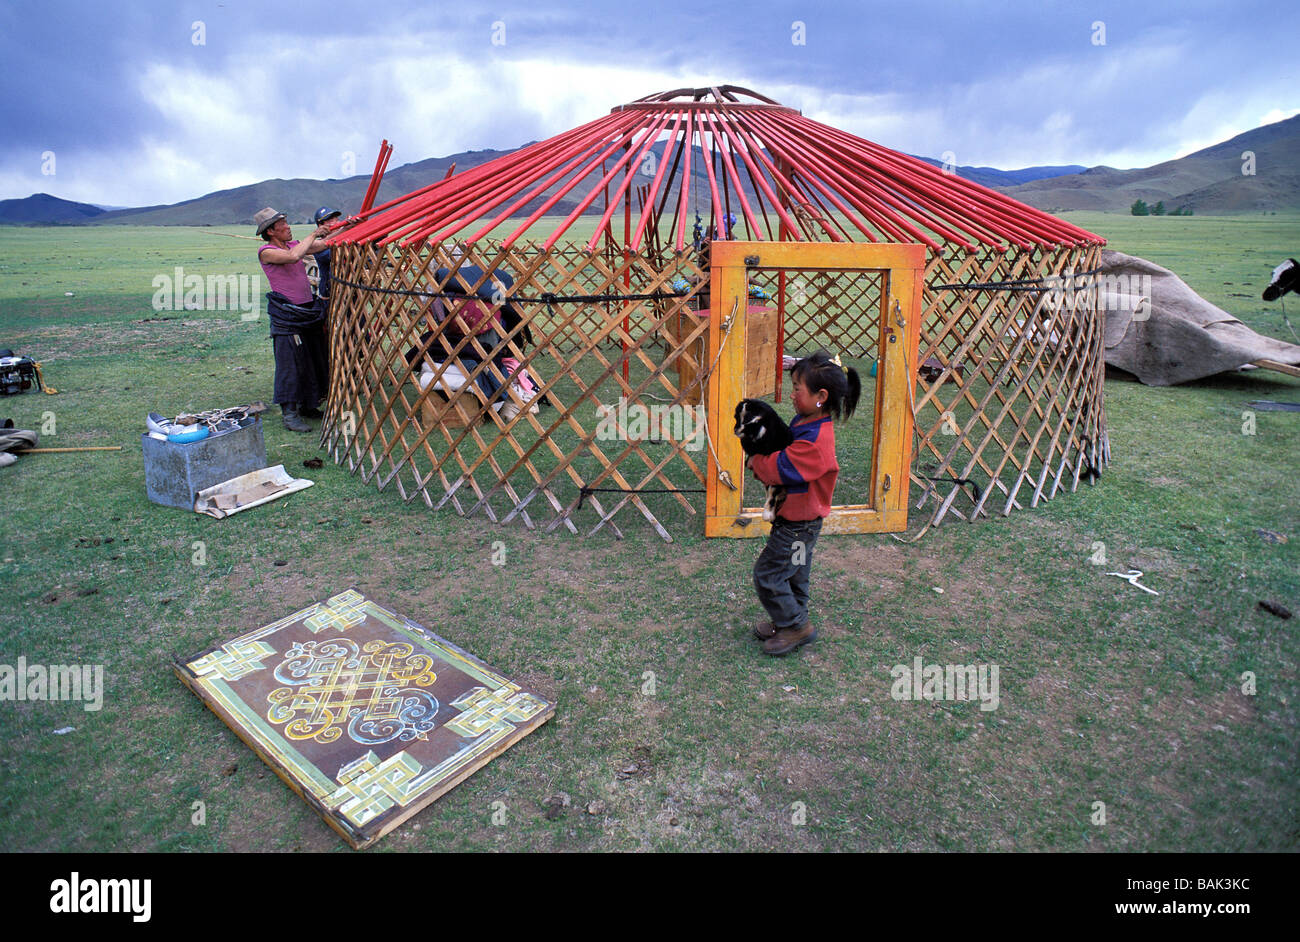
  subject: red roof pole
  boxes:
[603,157,614,337]
[748,110,936,246]
[533,113,669,252]
[697,118,724,236]
[716,123,755,238]
[355,111,636,246]
[742,111,875,242]
[775,162,791,402]
[718,106,806,239]
[623,137,632,384]
[630,114,683,251]
[360,140,392,214]
[448,113,642,246]
[674,112,695,252]
[581,113,673,249]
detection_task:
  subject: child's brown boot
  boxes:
[763,621,816,656]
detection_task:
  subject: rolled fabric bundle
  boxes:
[0,426,38,466]
[418,362,470,393]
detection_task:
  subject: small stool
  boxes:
[419,390,482,429]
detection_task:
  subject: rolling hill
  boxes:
[82,148,517,227]
[910,159,1087,188]
[1002,114,1300,213]
[76,146,1092,230]
[4,114,1297,226]
[0,193,106,223]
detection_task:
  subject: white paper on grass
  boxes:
[193,464,313,518]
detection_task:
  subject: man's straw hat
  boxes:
[253,207,286,235]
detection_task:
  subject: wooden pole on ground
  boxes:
[16,446,123,454]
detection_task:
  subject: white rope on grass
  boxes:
[691,297,740,491]
[891,303,934,544]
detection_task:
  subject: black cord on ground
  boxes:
[919,474,983,503]
[577,485,705,509]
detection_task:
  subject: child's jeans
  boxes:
[753,516,823,629]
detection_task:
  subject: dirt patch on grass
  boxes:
[777,749,840,791]
[246,569,316,600]
[674,550,710,578]
[219,787,341,853]
[819,539,906,577]
[1137,680,1259,732]
[512,670,559,703]
[19,318,241,362]
[1146,475,1187,488]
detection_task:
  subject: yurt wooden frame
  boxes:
[322,86,1107,542]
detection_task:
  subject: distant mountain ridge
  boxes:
[909,159,1087,188]
[83,148,518,227]
[1001,115,1300,213]
[0,150,1093,228]
[3,115,1297,225]
[0,192,105,223]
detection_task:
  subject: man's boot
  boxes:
[282,404,312,433]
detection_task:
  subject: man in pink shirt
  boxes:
[255,207,331,432]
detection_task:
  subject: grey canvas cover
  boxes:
[1098,249,1300,386]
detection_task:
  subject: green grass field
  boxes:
[0,215,1296,852]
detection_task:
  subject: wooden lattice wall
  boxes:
[322,238,1106,540]
[323,239,713,541]
[913,243,1106,525]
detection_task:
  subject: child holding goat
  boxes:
[746,351,861,656]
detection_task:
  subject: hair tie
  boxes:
[831,353,848,374]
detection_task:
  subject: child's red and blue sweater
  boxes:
[748,415,839,521]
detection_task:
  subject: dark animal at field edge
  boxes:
[1263,259,1299,301]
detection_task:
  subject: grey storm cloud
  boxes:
[0,0,1296,205]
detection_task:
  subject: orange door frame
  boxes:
[704,241,925,537]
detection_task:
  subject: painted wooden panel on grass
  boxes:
[175,589,554,849]
[705,241,925,537]
[671,303,779,405]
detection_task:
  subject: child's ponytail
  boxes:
[843,364,861,421]
[791,350,861,421]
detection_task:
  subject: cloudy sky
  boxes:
[1,0,1296,207]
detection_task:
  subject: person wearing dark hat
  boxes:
[254,207,331,433]
[311,206,344,302]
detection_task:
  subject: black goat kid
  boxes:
[733,398,794,521]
